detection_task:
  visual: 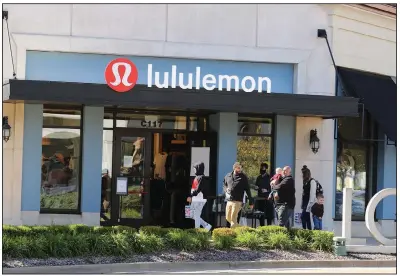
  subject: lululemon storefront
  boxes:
[5,51,359,227]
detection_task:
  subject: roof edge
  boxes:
[350,4,396,17]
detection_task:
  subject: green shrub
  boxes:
[311,230,334,252]
[185,228,211,250]
[256,225,288,239]
[92,226,114,234]
[212,228,237,250]
[138,233,165,253]
[139,226,169,237]
[2,224,335,259]
[292,236,309,250]
[165,229,205,251]
[290,228,313,243]
[69,224,91,235]
[112,225,137,234]
[3,235,33,258]
[235,231,263,250]
[267,232,292,250]
[233,226,256,235]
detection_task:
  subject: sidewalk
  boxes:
[3,260,396,274]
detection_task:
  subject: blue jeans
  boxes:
[313,216,322,230]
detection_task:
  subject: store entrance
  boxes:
[102,127,217,228]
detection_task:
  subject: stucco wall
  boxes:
[3,103,24,225]
[331,4,396,76]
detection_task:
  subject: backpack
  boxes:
[312,178,323,196]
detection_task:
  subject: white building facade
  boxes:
[2,4,396,238]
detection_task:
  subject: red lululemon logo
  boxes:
[105,58,138,92]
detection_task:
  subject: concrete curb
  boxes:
[3,260,396,274]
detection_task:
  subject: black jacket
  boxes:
[255,173,271,197]
[190,162,210,198]
[271,175,296,208]
[223,171,253,205]
[311,203,324,218]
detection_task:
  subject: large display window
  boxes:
[40,106,83,213]
[236,116,274,197]
[335,114,378,220]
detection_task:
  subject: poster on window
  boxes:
[190,147,210,177]
[123,156,133,168]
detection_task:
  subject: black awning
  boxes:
[338,67,397,142]
[6,79,360,118]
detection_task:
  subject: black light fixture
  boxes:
[309,129,320,154]
[3,116,11,142]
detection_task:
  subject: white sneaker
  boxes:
[205,223,212,232]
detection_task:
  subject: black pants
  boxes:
[301,210,312,230]
[257,200,274,226]
[275,204,293,229]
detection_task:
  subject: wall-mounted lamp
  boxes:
[309,129,320,154]
[3,116,11,142]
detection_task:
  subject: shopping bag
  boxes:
[239,209,247,226]
[239,215,247,226]
[185,205,194,219]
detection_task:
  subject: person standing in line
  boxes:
[255,163,274,226]
[271,166,295,229]
[311,194,324,230]
[268,167,283,200]
[187,162,212,231]
[301,165,317,230]
[223,162,253,228]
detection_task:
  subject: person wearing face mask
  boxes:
[255,163,274,226]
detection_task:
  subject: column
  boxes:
[21,104,43,213]
[209,112,238,195]
[80,106,104,225]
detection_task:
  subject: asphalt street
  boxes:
[121,267,396,275]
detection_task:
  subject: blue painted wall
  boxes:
[275,116,296,174]
[25,51,294,94]
[210,113,238,195]
[81,106,104,213]
[332,120,338,218]
[21,104,43,211]
[376,131,396,220]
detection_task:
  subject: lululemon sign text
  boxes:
[105,58,272,93]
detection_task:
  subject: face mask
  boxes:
[260,169,266,174]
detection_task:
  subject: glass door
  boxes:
[111,129,152,227]
[187,131,218,226]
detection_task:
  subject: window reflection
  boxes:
[43,111,81,127]
[237,136,272,197]
[335,143,367,219]
[335,115,375,220]
[101,130,113,221]
[238,117,272,135]
[41,128,81,210]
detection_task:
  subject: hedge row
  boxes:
[3,225,334,259]
[212,226,333,252]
